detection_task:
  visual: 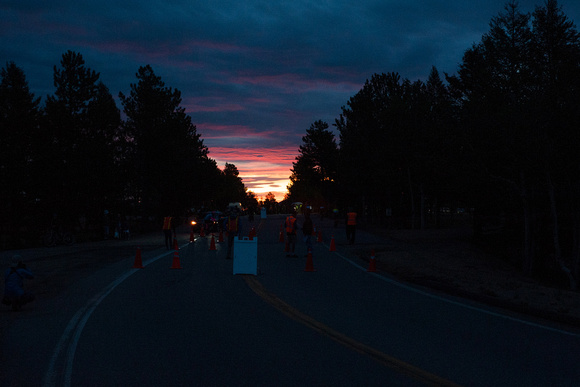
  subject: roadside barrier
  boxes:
[367,249,377,272]
[304,249,315,272]
[329,235,336,252]
[170,247,182,269]
[133,247,144,269]
[171,239,182,269]
[209,234,217,250]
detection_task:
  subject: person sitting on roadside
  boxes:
[2,255,35,311]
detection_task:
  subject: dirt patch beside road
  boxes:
[347,226,580,328]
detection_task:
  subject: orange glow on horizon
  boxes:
[208,145,296,201]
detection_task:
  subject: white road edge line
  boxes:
[327,244,580,338]
[43,245,188,387]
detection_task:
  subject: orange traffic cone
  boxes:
[133,247,144,268]
[367,249,377,272]
[317,230,322,243]
[209,234,217,250]
[171,249,182,269]
[304,249,315,272]
[200,226,205,237]
[329,235,336,252]
[219,230,224,243]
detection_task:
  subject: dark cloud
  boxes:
[2,0,579,197]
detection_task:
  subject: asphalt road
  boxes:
[1,214,579,386]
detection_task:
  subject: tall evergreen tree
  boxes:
[83,82,123,214]
[447,1,536,269]
[530,0,580,282]
[337,73,406,214]
[217,163,247,209]
[120,65,213,217]
[449,0,580,284]
[243,190,259,216]
[406,67,460,229]
[0,62,41,246]
[288,120,338,207]
[43,51,121,227]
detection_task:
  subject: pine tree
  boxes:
[288,120,338,207]
[120,65,213,217]
[0,62,41,246]
[43,51,121,227]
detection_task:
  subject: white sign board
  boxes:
[233,237,258,275]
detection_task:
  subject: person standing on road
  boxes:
[302,211,314,255]
[346,208,357,245]
[162,216,175,249]
[225,208,240,259]
[103,210,110,240]
[2,255,34,311]
[285,211,298,257]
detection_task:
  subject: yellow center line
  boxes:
[242,274,462,387]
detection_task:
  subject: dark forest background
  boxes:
[2,1,580,288]
[287,1,580,288]
[0,55,251,247]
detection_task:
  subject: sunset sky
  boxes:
[2,1,579,200]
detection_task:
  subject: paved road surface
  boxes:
[1,214,579,386]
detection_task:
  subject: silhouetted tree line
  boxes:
[288,0,580,287]
[0,51,248,247]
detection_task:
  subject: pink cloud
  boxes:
[209,146,296,165]
[206,145,298,199]
[78,35,248,59]
[180,39,246,53]
[197,123,255,134]
[198,123,282,143]
[185,101,245,113]
[76,40,167,59]
[227,72,361,94]
[182,96,271,114]
[246,97,271,104]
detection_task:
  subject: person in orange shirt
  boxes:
[345,209,357,245]
[285,211,298,257]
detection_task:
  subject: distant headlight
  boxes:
[191,220,197,226]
